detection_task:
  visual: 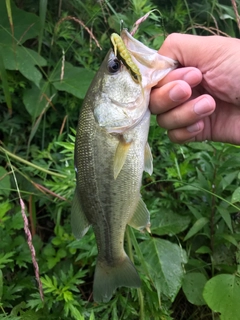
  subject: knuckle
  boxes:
[168,128,196,144]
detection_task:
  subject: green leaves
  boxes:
[51,62,95,99]
[140,238,187,302]
[0,252,15,269]
[1,1,240,319]
[0,1,45,87]
[182,272,207,306]
[151,209,191,235]
[184,217,209,241]
[203,274,240,320]
[0,46,47,87]
[232,187,240,203]
[0,1,40,45]
[40,267,86,319]
[23,81,56,119]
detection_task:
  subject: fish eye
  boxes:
[108,58,121,74]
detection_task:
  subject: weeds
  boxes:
[1,0,240,319]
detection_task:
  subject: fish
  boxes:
[71,29,177,303]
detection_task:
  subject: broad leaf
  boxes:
[51,62,95,99]
[182,272,207,306]
[188,142,215,152]
[151,210,191,235]
[232,186,240,203]
[184,217,209,241]
[23,81,56,119]
[0,1,45,87]
[195,246,212,254]
[0,46,46,87]
[0,0,40,45]
[203,274,240,320]
[140,238,187,301]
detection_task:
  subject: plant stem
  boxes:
[183,0,195,34]
[137,288,145,320]
[0,146,67,178]
[210,160,217,282]
[126,227,145,320]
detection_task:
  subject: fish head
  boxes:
[93,30,177,134]
[93,49,144,134]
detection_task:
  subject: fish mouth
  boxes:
[121,29,178,88]
[121,29,157,66]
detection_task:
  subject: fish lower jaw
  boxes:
[109,94,144,110]
[105,109,149,136]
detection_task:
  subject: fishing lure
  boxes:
[110,32,142,84]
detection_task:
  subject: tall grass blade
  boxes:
[38,0,48,54]
[5,153,44,301]
[5,0,13,35]
[27,93,55,155]
[231,0,240,31]
[128,226,153,283]
[0,146,67,178]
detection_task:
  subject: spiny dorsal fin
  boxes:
[113,139,131,179]
[144,142,153,175]
[128,197,151,233]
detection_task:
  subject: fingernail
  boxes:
[187,122,201,133]
[169,84,188,102]
[194,98,213,115]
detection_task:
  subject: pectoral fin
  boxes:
[113,140,131,179]
[128,197,151,233]
[71,187,90,239]
[144,142,153,175]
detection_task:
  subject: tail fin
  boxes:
[93,254,141,303]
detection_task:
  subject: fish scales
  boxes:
[76,99,146,262]
[71,29,177,303]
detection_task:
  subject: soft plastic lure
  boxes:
[110,32,142,84]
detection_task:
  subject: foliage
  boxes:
[0,0,240,319]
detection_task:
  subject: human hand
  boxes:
[150,33,240,144]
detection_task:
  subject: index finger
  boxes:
[155,67,202,88]
[159,33,229,70]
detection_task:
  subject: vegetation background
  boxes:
[1,0,240,319]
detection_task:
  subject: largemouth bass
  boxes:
[71,29,177,303]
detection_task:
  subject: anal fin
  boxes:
[144,142,153,175]
[128,197,151,233]
[71,187,90,239]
